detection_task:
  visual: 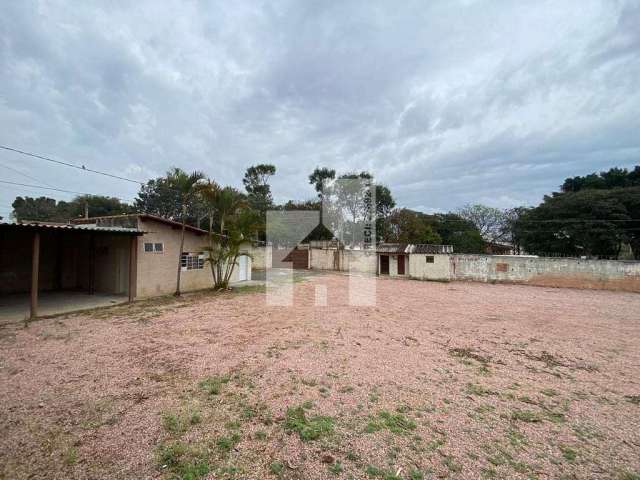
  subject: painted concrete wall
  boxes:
[309,248,377,274]
[449,255,640,292]
[408,254,450,281]
[135,219,247,298]
[249,245,272,270]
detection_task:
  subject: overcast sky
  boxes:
[1,0,639,218]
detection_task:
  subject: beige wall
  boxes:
[309,248,377,274]
[378,254,408,276]
[248,245,272,270]
[408,254,450,281]
[135,219,250,298]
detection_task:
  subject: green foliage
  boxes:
[243,164,276,213]
[561,166,640,192]
[284,405,335,441]
[269,461,284,476]
[198,375,230,395]
[156,441,210,480]
[385,208,442,244]
[11,195,130,222]
[514,187,640,258]
[215,433,240,453]
[510,409,543,423]
[366,410,417,434]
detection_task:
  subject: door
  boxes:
[380,255,389,275]
[238,255,248,281]
[397,255,405,275]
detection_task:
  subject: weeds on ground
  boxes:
[365,410,416,434]
[199,375,230,395]
[284,405,335,441]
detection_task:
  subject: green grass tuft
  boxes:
[284,405,335,441]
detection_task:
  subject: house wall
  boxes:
[408,254,450,281]
[135,219,248,298]
[378,254,408,276]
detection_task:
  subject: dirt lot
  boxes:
[1,273,639,480]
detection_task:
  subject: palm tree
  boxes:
[167,167,205,296]
[195,182,256,289]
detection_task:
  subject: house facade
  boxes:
[74,214,253,298]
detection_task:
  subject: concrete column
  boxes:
[30,231,40,319]
[128,236,137,303]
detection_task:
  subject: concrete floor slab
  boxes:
[0,291,128,324]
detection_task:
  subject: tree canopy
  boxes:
[11,195,131,222]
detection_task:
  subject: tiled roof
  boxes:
[376,243,411,254]
[376,243,453,254]
[411,244,454,254]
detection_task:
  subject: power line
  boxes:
[0,180,136,203]
[0,161,56,188]
[0,144,144,185]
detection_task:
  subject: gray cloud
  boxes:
[1,0,639,218]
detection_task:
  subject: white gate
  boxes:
[238,255,248,281]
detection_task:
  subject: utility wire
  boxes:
[0,161,56,188]
[0,180,136,203]
[0,144,144,185]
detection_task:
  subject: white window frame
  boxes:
[181,252,205,271]
[144,242,164,254]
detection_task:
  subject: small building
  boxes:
[0,214,257,322]
[73,214,253,298]
[377,243,453,277]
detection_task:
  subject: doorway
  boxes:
[380,255,389,275]
[397,255,405,275]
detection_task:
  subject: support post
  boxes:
[30,231,40,319]
[128,235,137,303]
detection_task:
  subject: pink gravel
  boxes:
[1,273,639,479]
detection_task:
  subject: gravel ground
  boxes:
[1,274,639,480]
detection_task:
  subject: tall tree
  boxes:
[243,164,276,213]
[385,208,442,244]
[457,204,511,243]
[429,213,485,253]
[561,165,640,192]
[166,168,206,296]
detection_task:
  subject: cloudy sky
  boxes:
[1,0,639,218]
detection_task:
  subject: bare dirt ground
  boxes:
[1,274,639,480]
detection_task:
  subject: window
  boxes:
[181,252,205,270]
[425,256,434,263]
[144,242,164,253]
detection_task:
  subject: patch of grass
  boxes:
[409,470,424,480]
[199,374,230,396]
[301,400,314,410]
[369,390,380,403]
[480,466,497,478]
[506,428,527,448]
[511,409,543,423]
[450,347,491,364]
[619,471,640,480]
[269,460,284,476]
[156,441,210,480]
[541,388,558,397]
[560,444,577,462]
[161,409,201,435]
[366,410,417,434]
[301,378,318,387]
[284,405,335,441]
[255,430,267,440]
[328,461,343,475]
[624,395,640,405]
[63,446,77,466]
[339,385,355,393]
[364,465,401,479]
[466,383,497,396]
[443,455,462,473]
[215,433,240,453]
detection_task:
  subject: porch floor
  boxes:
[0,291,128,324]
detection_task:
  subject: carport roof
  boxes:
[0,221,143,235]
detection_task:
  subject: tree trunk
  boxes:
[175,205,187,296]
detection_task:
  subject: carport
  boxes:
[0,222,142,322]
